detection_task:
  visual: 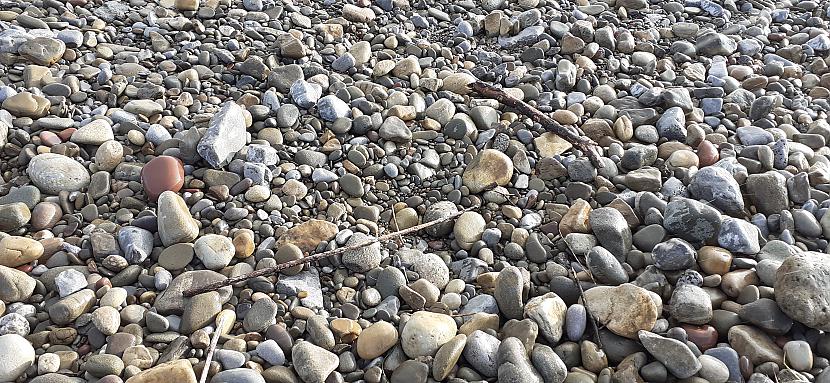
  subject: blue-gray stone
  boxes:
[687,166,745,217]
[0,185,40,209]
[737,39,763,55]
[718,218,761,254]
[332,53,356,72]
[214,350,246,369]
[256,339,285,366]
[275,268,323,308]
[751,213,769,238]
[481,228,502,247]
[787,172,810,205]
[749,96,775,121]
[669,284,712,324]
[118,226,154,264]
[695,32,737,56]
[411,15,429,28]
[317,95,350,122]
[450,257,489,282]
[639,331,701,379]
[464,330,500,377]
[656,107,686,141]
[211,368,266,383]
[586,246,628,285]
[793,209,821,237]
[736,126,774,145]
[531,344,567,383]
[807,35,830,51]
[498,26,544,49]
[704,347,741,383]
[375,295,400,320]
[663,197,722,243]
[772,138,788,170]
[565,304,586,341]
[290,80,322,109]
[311,168,338,183]
[242,0,263,11]
[652,238,696,271]
[262,90,280,114]
[461,294,499,317]
[247,144,278,165]
[588,207,632,260]
[701,98,723,115]
[383,163,399,178]
[498,337,543,383]
[457,21,474,37]
[738,298,792,335]
[243,162,272,186]
[771,9,788,21]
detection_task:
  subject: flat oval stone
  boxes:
[30,202,62,230]
[141,155,185,201]
[26,153,90,194]
[3,92,50,118]
[566,304,587,341]
[0,236,43,267]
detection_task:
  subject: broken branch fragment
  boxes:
[183,207,472,297]
[469,81,604,168]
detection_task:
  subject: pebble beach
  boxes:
[0,0,829,382]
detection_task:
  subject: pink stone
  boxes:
[697,140,719,167]
[39,131,62,146]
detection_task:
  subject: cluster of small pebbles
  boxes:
[2,0,830,382]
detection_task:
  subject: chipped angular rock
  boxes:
[197,101,248,168]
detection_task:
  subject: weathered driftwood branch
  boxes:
[469,81,604,168]
[183,207,471,297]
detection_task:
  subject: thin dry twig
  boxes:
[450,312,479,318]
[183,207,473,297]
[389,206,404,247]
[199,314,227,383]
[566,252,603,349]
[468,81,604,168]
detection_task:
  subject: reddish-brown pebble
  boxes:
[31,201,63,230]
[40,131,62,146]
[141,155,185,201]
[77,344,91,356]
[96,277,112,289]
[774,335,789,348]
[697,140,719,167]
[681,324,718,351]
[57,128,76,141]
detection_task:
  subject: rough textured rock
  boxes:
[197,101,248,167]
[775,253,830,331]
[462,149,514,193]
[276,219,338,253]
[687,166,745,216]
[583,284,660,339]
[0,334,35,381]
[400,311,457,357]
[26,154,90,194]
